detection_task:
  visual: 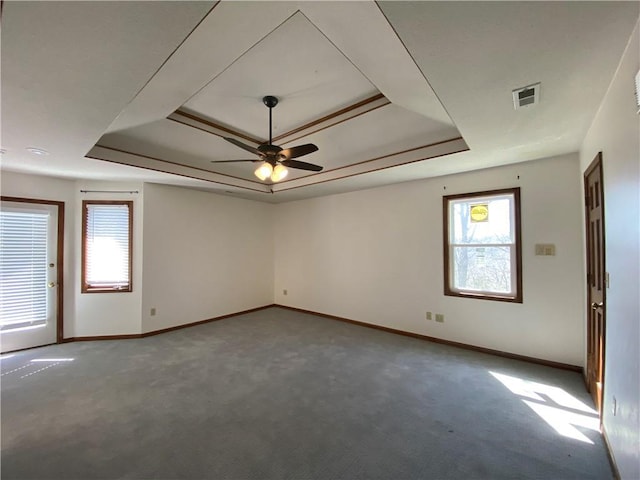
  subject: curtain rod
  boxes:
[80,190,139,194]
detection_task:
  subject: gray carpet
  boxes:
[1,307,612,479]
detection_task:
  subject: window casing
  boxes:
[82,201,132,293]
[443,188,522,303]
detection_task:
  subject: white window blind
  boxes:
[83,202,132,291]
[0,210,48,331]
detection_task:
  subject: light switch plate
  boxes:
[535,243,556,256]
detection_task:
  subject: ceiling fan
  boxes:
[211,95,322,182]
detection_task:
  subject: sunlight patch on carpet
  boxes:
[490,371,599,444]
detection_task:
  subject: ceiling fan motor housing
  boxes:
[263,95,278,108]
[257,144,283,164]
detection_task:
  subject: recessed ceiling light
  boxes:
[26,147,49,156]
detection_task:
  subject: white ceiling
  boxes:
[2,1,638,203]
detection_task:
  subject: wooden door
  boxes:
[584,153,606,414]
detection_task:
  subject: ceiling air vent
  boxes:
[512,82,540,110]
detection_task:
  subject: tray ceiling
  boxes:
[2,1,638,202]
[182,11,380,137]
[87,1,464,194]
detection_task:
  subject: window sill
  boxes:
[445,290,522,303]
[81,286,132,294]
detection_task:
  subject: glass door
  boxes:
[1,201,59,352]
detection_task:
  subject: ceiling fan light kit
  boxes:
[255,162,273,181]
[255,161,289,182]
[212,95,322,183]
[271,163,289,182]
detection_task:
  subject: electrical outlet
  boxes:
[150,307,156,316]
[435,313,444,323]
[426,312,432,320]
[283,289,288,296]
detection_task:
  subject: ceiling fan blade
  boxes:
[281,159,323,172]
[223,137,262,156]
[280,143,318,160]
[211,159,257,163]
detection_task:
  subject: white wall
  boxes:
[141,184,274,333]
[1,173,145,338]
[1,171,78,337]
[580,19,639,480]
[274,153,585,366]
[74,181,144,336]
[1,173,275,339]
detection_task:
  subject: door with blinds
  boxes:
[1,199,62,353]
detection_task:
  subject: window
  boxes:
[82,201,132,293]
[443,188,522,303]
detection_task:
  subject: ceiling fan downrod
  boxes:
[263,95,278,146]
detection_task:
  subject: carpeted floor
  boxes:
[1,307,612,479]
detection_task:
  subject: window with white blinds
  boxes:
[0,210,49,331]
[82,201,132,293]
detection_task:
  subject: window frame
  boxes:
[443,187,522,303]
[81,200,133,294]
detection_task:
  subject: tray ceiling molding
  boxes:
[167,93,391,149]
[87,145,271,194]
[271,136,469,192]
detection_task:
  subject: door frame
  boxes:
[583,153,606,416]
[1,196,65,344]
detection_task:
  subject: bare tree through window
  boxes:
[444,188,522,303]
